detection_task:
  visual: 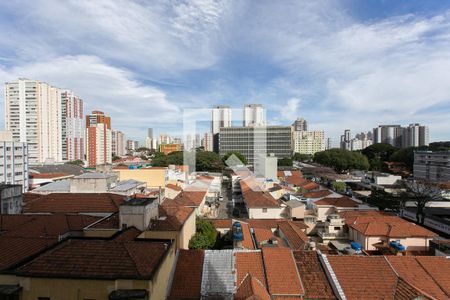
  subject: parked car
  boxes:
[219,196,224,201]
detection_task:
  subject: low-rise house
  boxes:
[114,167,168,189]
[240,179,288,219]
[163,190,208,216]
[164,183,182,200]
[313,196,368,222]
[28,172,74,190]
[341,211,438,251]
[277,221,309,250]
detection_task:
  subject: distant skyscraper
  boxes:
[112,130,125,156]
[145,128,157,150]
[326,138,332,150]
[202,132,213,151]
[373,125,403,147]
[86,111,112,167]
[340,129,351,150]
[404,123,429,147]
[159,134,172,145]
[147,128,153,139]
[292,118,308,131]
[293,130,325,155]
[0,131,29,192]
[212,105,232,152]
[243,104,266,127]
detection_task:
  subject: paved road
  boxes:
[217,181,232,218]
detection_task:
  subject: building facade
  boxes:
[219,126,292,165]
[404,123,429,147]
[202,132,213,151]
[414,151,450,182]
[0,131,28,192]
[61,90,84,161]
[0,184,23,214]
[243,104,266,127]
[293,130,325,155]
[292,118,308,131]
[86,111,112,167]
[4,79,85,164]
[111,130,125,156]
[160,143,182,155]
[373,124,428,148]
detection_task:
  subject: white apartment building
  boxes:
[212,105,232,134]
[112,130,126,156]
[0,131,28,192]
[294,130,325,155]
[243,104,266,127]
[4,79,84,164]
[350,138,373,151]
[61,90,85,161]
[202,132,213,151]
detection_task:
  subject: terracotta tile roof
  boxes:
[166,183,182,191]
[387,256,450,300]
[261,248,303,296]
[327,256,398,300]
[393,277,431,300]
[0,214,101,238]
[23,193,127,214]
[346,212,437,238]
[163,190,207,208]
[278,170,305,187]
[150,205,195,231]
[169,250,204,300]
[29,172,70,179]
[240,179,280,208]
[16,228,170,280]
[88,213,120,229]
[235,251,266,287]
[253,228,287,248]
[0,237,57,270]
[314,196,359,207]
[293,251,336,300]
[235,274,271,300]
[241,223,256,249]
[302,190,333,199]
[299,182,320,191]
[209,219,232,229]
[277,221,308,250]
[414,256,450,297]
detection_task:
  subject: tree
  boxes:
[313,149,369,173]
[65,159,84,167]
[278,157,293,167]
[112,154,121,162]
[361,143,398,171]
[293,153,312,162]
[197,151,224,172]
[390,147,417,171]
[189,219,218,249]
[367,188,400,211]
[401,180,442,225]
[332,181,346,192]
[223,151,248,165]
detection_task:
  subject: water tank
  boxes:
[350,242,362,251]
[232,222,243,241]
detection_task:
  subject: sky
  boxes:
[1,0,450,145]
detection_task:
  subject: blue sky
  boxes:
[1,0,450,145]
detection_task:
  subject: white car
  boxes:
[219,196,224,201]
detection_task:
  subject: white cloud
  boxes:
[0,55,180,139]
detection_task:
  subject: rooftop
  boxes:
[277,221,309,250]
[240,179,280,208]
[16,228,171,280]
[314,196,360,208]
[150,206,195,231]
[23,193,127,214]
[168,250,204,300]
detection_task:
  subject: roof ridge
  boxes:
[414,257,450,298]
[122,242,142,277]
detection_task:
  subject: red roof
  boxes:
[314,196,359,208]
[277,221,308,250]
[166,183,182,191]
[163,191,207,208]
[169,250,204,300]
[293,251,335,300]
[16,228,170,280]
[150,206,195,231]
[29,172,70,179]
[235,274,271,300]
[240,179,280,208]
[235,251,266,288]
[253,227,287,248]
[23,193,127,214]
[262,248,304,296]
[0,214,102,270]
[241,222,256,249]
[303,190,333,199]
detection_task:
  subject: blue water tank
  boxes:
[232,222,243,241]
[350,242,362,251]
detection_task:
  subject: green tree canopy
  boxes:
[361,143,398,170]
[332,181,346,192]
[196,151,224,172]
[278,157,293,167]
[293,153,313,162]
[189,219,218,249]
[222,151,248,165]
[367,188,400,211]
[389,147,417,171]
[314,149,370,173]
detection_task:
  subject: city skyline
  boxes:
[1,1,450,142]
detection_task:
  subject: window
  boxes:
[262,208,267,213]
[334,226,340,230]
